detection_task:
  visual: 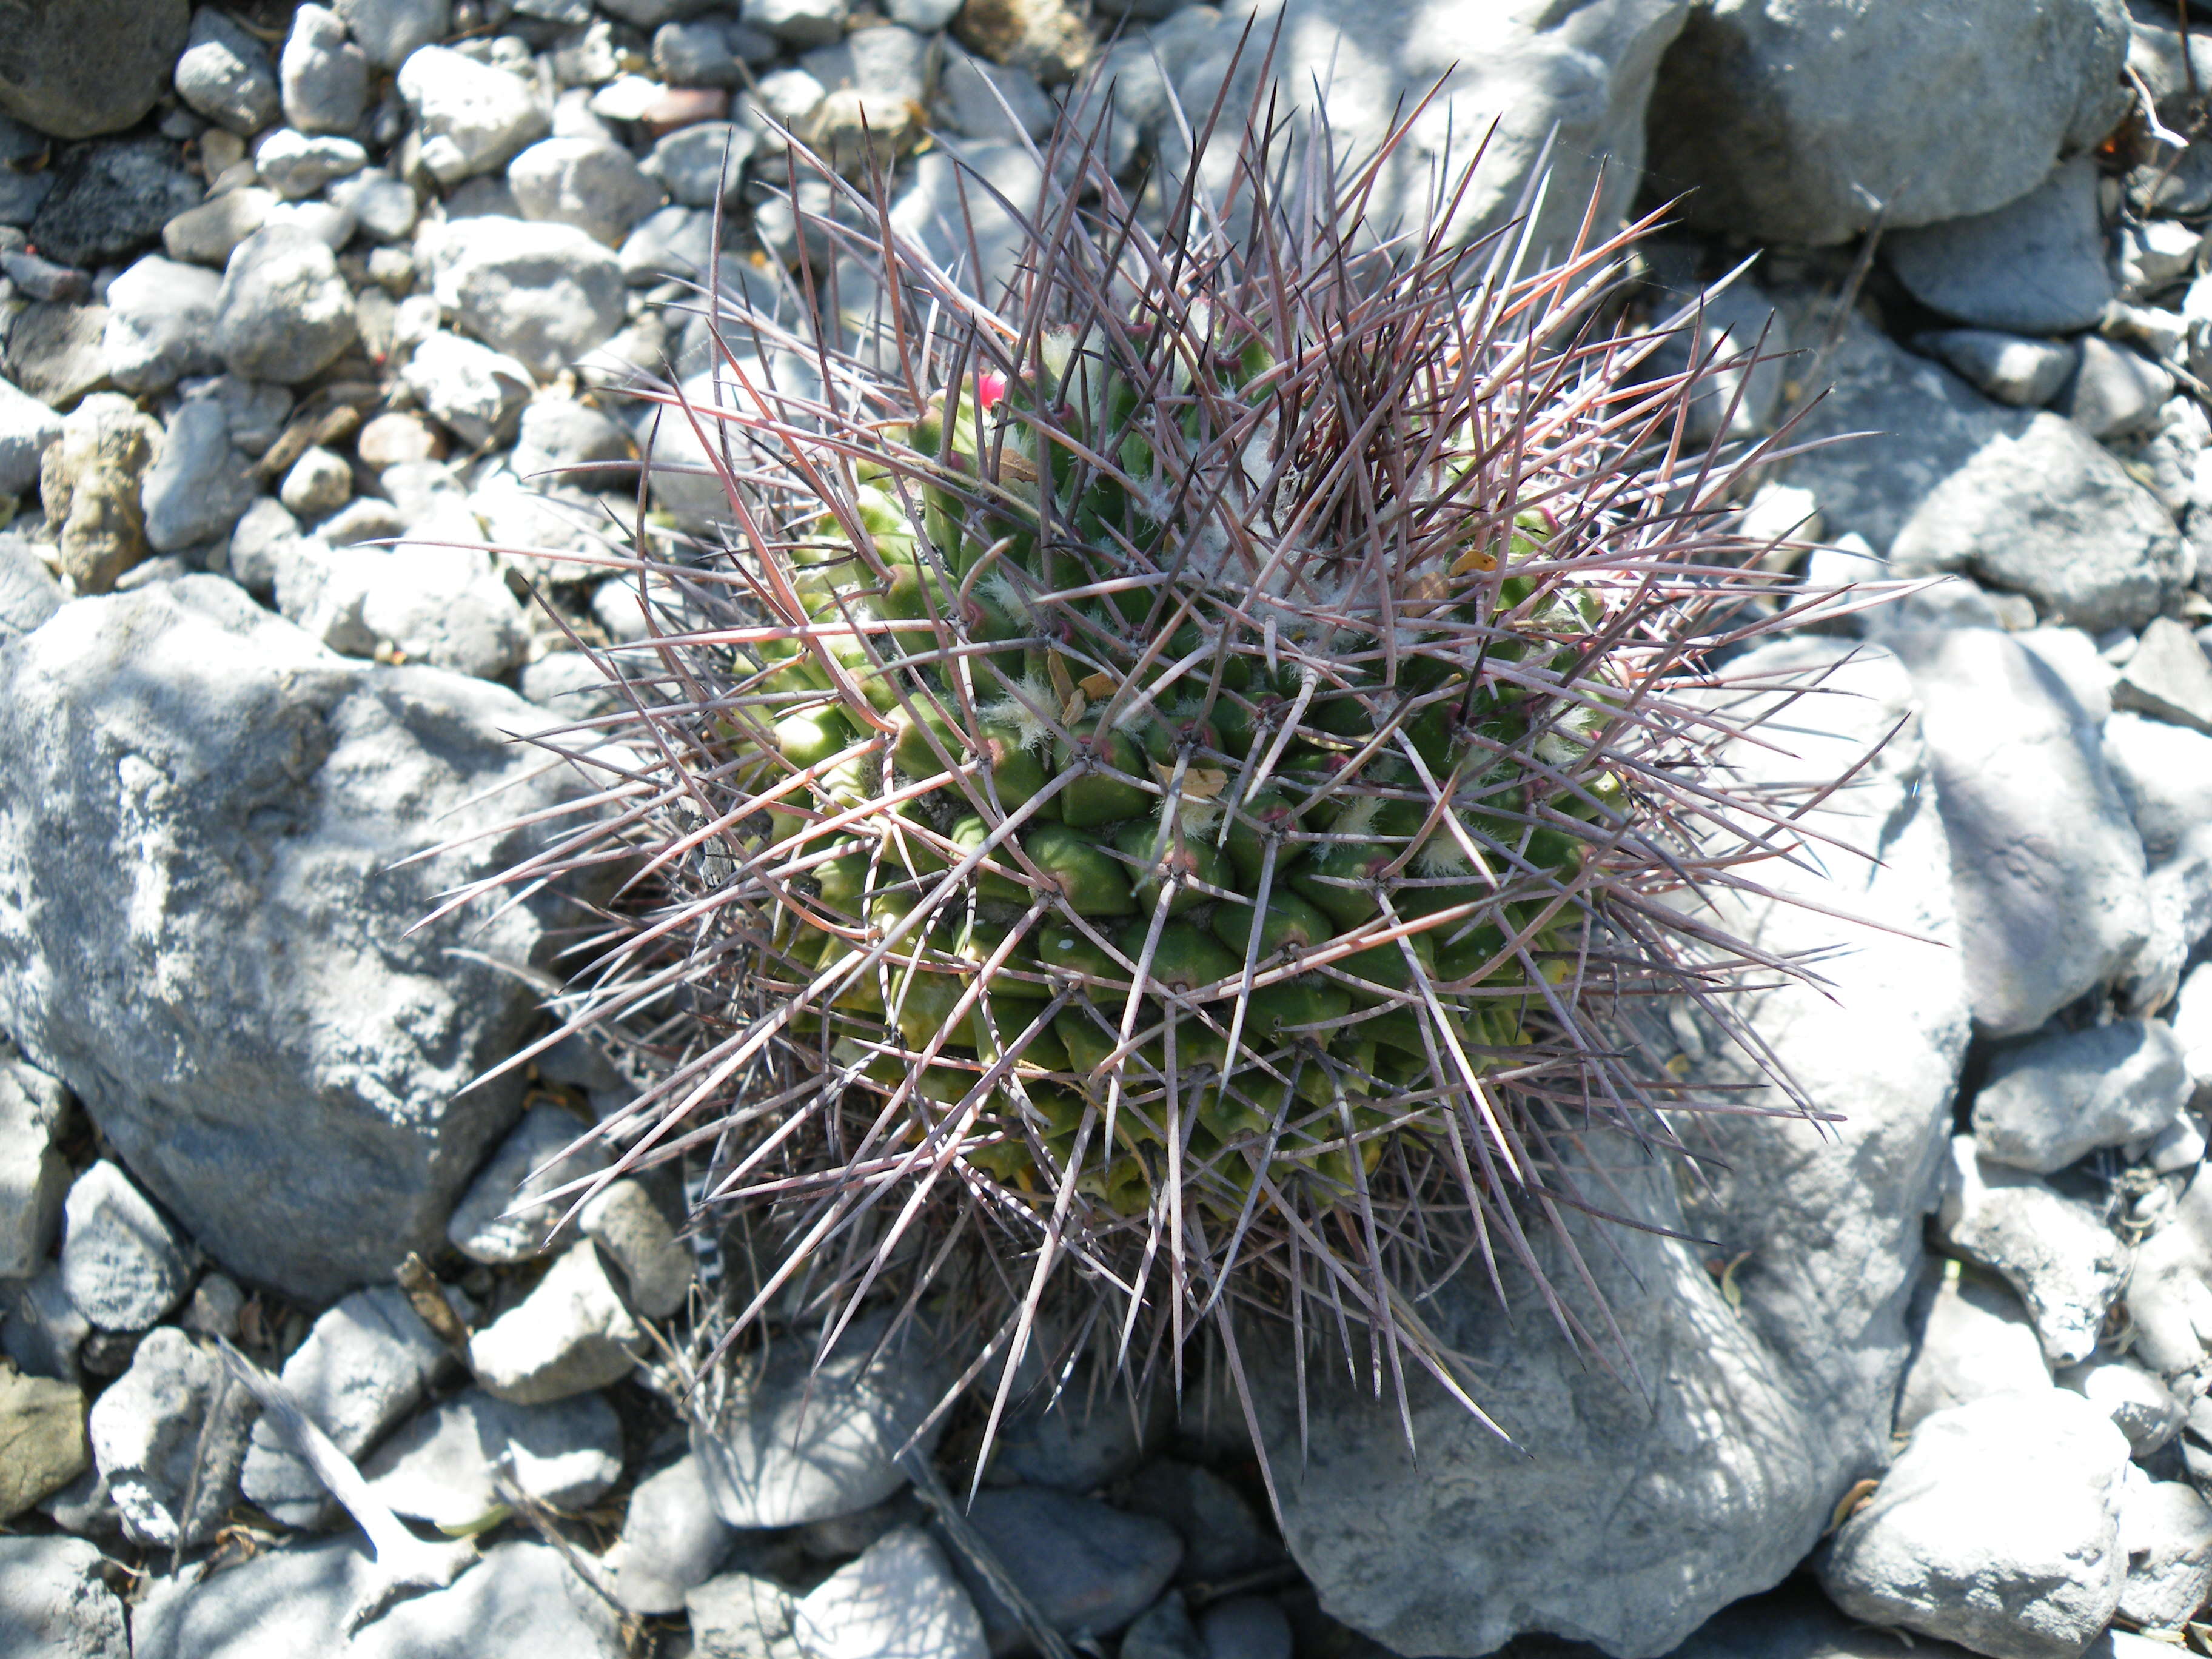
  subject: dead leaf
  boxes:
[1826,1478,1879,1535]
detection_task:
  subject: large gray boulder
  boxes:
[0,0,190,141]
[1646,0,2130,246]
[1253,638,1970,1657]
[1161,0,1688,265]
[0,578,596,1300]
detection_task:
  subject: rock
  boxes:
[2059,1355,2184,1456]
[276,531,531,678]
[805,25,932,102]
[954,1487,1182,1647]
[251,129,367,203]
[0,0,189,141]
[1888,627,2148,1036]
[0,1536,127,1659]
[1785,310,2185,634]
[141,397,258,554]
[938,45,1057,143]
[1199,1598,1291,1659]
[89,1326,255,1547]
[0,533,62,644]
[691,1571,805,1659]
[508,137,665,248]
[403,329,535,449]
[1820,1390,2129,1659]
[468,1241,643,1403]
[446,1100,611,1263]
[181,1272,244,1339]
[426,215,626,379]
[281,5,371,135]
[1973,1020,2192,1173]
[619,201,717,284]
[1639,267,1790,446]
[2126,1171,2212,1380]
[398,47,553,186]
[1894,1263,2052,1434]
[2182,968,2212,1096]
[162,186,275,266]
[655,19,745,85]
[0,375,63,496]
[881,139,1045,302]
[357,408,449,474]
[0,1361,89,1518]
[0,578,595,1299]
[2101,710,2212,1011]
[797,1526,990,1659]
[1248,638,1969,1658]
[952,0,1087,82]
[748,0,848,48]
[2116,617,2212,734]
[0,246,89,303]
[101,256,223,394]
[1937,1137,2129,1367]
[2119,1469,2212,1630]
[4,1267,90,1382]
[644,121,758,209]
[2,301,112,409]
[28,139,200,270]
[2074,346,2177,452]
[886,0,962,26]
[1926,327,2082,408]
[329,168,419,243]
[174,8,283,137]
[1647,0,2126,247]
[987,1377,1161,1492]
[693,1310,948,1527]
[521,650,627,717]
[58,1161,193,1332]
[514,397,634,492]
[579,1178,693,1317]
[224,495,300,597]
[0,169,53,227]
[609,1454,734,1615]
[214,225,358,384]
[131,1538,625,1659]
[278,444,352,520]
[39,392,159,592]
[338,0,451,70]
[1118,1460,1278,1582]
[1122,1594,1207,1659]
[1885,156,2114,335]
[0,1046,69,1278]
[239,1285,448,1527]
[360,1387,623,1528]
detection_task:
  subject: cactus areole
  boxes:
[483,80,1865,1473]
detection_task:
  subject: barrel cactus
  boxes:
[481,87,1851,1475]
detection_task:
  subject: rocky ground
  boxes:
[9,1,2212,1658]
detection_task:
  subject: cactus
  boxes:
[469,76,1860,1482]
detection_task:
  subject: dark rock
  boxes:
[951,1487,1184,1647]
[1,301,110,410]
[26,139,200,269]
[0,0,190,141]
[1886,156,2114,335]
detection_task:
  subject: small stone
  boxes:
[162,186,275,267]
[508,136,666,247]
[101,255,223,393]
[240,1285,447,1527]
[2058,1353,2184,1457]
[180,1272,244,1339]
[937,46,1054,141]
[755,65,829,126]
[27,139,200,269]
[988,1373,1161,1492]
[579,1178,692,1317]
[280,4,372,135]
[0,246,87,303]
[357,409,449,474]
[1122,1594,1206,1659]
[692,1311,947,1527]
[2,301,110,409]
[1820,1390,2130,1659]
[1118,1461,1278,1583]
[250,127,368,199]
[640,84,734,138]
[142,397,258,554]
[954,1487,1182,1644]
[0,1536,127,1659]
[0,532,62,643]
[1886,156,2115,336]
[195,372,292,457]
[88,1327,254,1547]
[426,214,627,378]
[2123,220,2205,296]
[224,495,300,596]
[1922,329,2078,409]
[278,444,353,520]
[2065,335,2176,441]
[1198,1597,1291,1659]
[1895,1263,2051,1434]
[403,330,535,448]
[746,0,848,49]
[338,0,452,70]
[618,201,716,284]
[1936,1137,2130,1368]
[215,225,359,384]
[0,1046,69,1279]
[2116,617,2212,734]
[884,0,960,30]
[2119,1469,2212,1630]
[0,1360,90,1520]
[278,531,529,676]
[512,397,634,491]
[58,1161,194,1332]
[551,21,628,89]
[1973,1019,2193,1174]
[690,1571,805,1659]
[0,375,64,498]
[656,19,744,86]
[173,8,282,138]
[644,121,757,209]
[611,1453,734,1614]
[360,1386,623,1529]
[329,168,420,243]
[468,1241,642,1403]
[39,393,158,592]
[806,89,919,176]
[3,1268,90,1382]
[446,1100,611,1263]
[797,1526,989,1659]
[263,196,357,250]
[398,46,553,186]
